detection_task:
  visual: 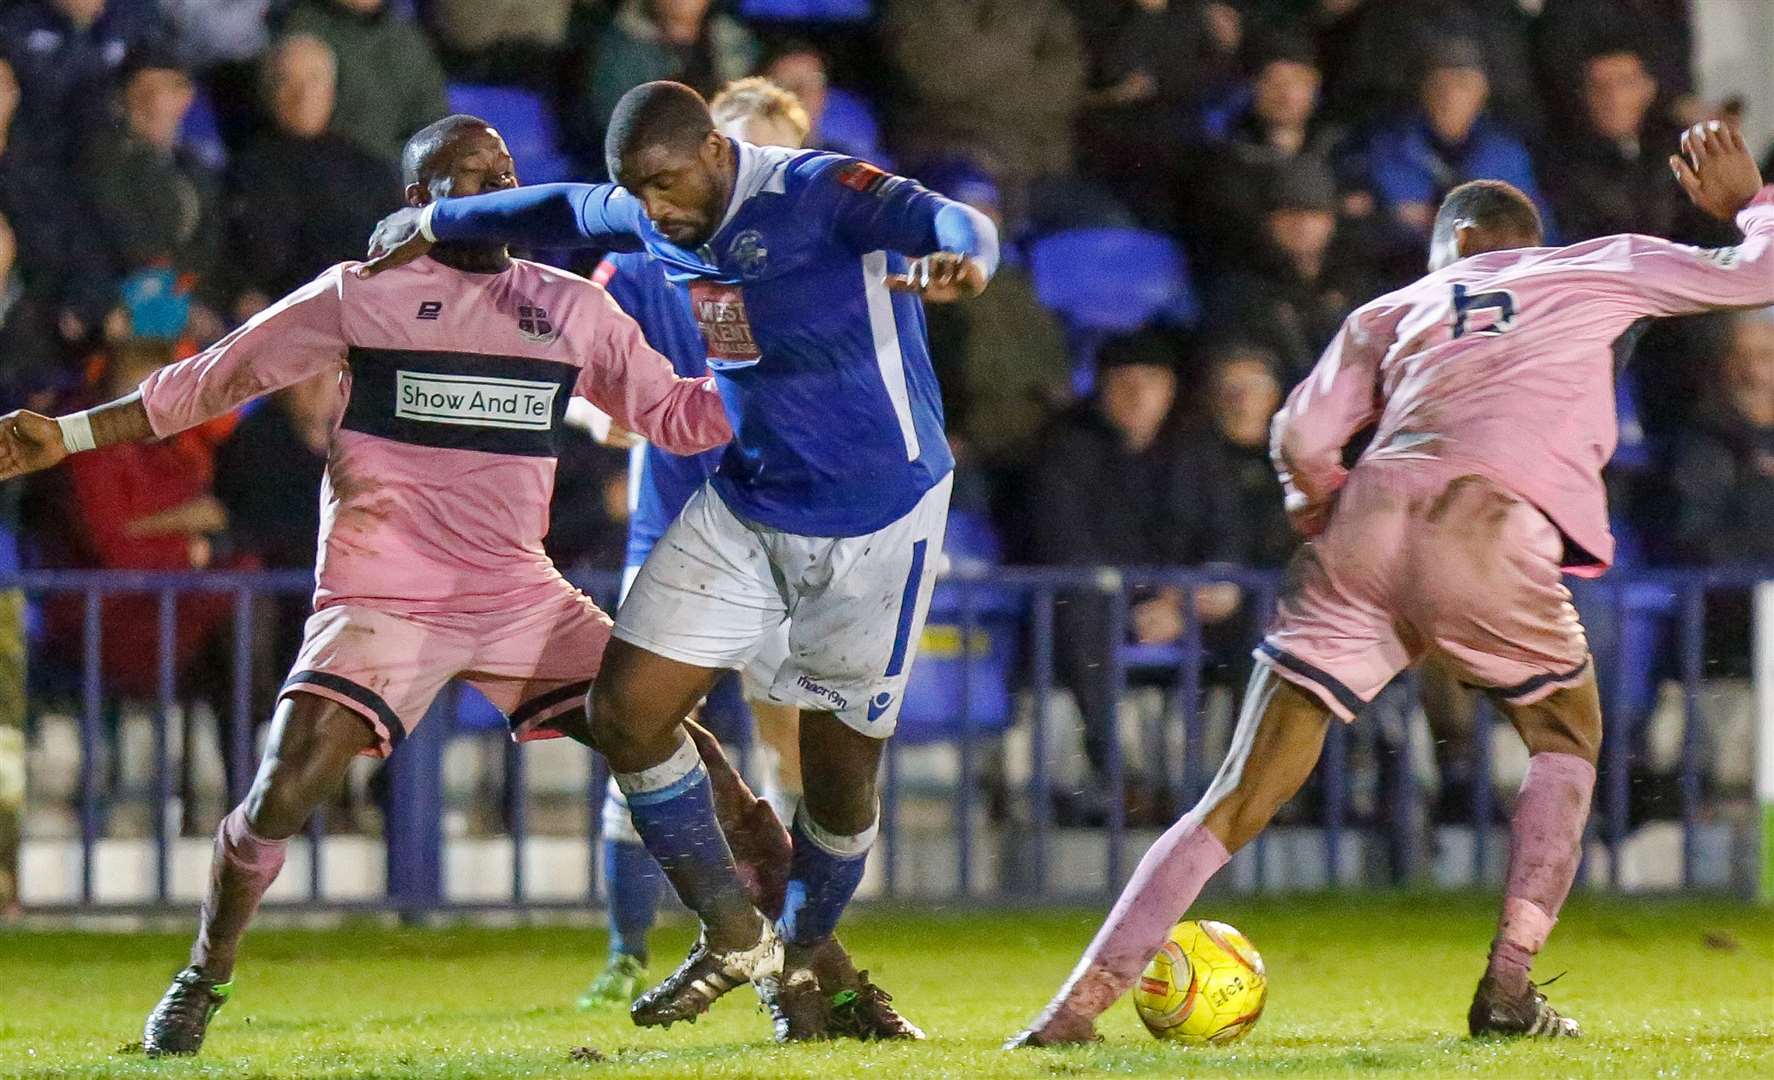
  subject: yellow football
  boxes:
[1131,919,1268,1044]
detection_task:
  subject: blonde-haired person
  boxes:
[575,76,919,1041]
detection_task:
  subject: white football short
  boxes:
[613,475,952,737]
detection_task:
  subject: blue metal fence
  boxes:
[4,565,1764,913]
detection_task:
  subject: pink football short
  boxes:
[279,578,613,756]
[1258,463,1591,721]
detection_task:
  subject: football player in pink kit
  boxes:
[0,115,794,1057]
[1011,121,1774,1047]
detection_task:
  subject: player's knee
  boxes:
[241,775,314,840]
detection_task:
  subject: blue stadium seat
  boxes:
[447,84,576,185]
[1028,228,1199,336]
[179,86,227,172]
[817,87,888,167]
[740,0,872,22]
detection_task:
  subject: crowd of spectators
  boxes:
[0,1,1767,830]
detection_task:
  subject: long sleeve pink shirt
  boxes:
[1273,187,1774,574]
[140,256,731,612]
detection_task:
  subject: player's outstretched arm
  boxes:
[0,393,155,480]
[360,183,640,277]
[573,290,732,457]
[1622,120,1774,315]
[816,159,999,302]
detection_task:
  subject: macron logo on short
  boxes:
[796,676,848,712]
[866,692,894,725]
[395,371,558,431]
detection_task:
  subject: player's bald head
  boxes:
[1430,180,1544,270]
[402,113,495,188]
[605,81,716,180]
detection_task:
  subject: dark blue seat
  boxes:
[1028,228,1198,382]
[447,84,576,185]
[740,0,872,21]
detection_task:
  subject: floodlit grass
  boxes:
[0,893,1769,1078]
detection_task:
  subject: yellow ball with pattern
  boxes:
[1131,919,1268,1044]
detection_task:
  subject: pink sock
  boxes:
[1487,752,1595,993]
[1039,820,1231,1026]
[190,806,288,978]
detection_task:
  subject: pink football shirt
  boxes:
[140,256,731,612]
[1274,187,1774,574]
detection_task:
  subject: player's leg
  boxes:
[744,624,803,826]
[144,694,378,1056]
[1467,676,1599,1038]
[753,476,952,1041]
[1402,473,1596,1038]
[1012,466,1415,1048]
[1008,667,1330,1046]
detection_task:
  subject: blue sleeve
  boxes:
[806,157,1000,278]
[429,183,648,252]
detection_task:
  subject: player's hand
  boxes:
[1671,119,1763,221]
[1285,491,1334,539]
[359,206,434,278]
[888,253,988,303]
[0,410,69,481]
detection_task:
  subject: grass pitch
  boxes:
[0,894,1769,1079]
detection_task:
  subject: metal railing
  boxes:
[5,564,1764,913]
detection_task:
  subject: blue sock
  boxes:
[778,808,876,949]
[602,838,663,964]
[615,735,756,939]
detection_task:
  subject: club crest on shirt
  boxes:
[509,295,559,344]
[730,229,769,278]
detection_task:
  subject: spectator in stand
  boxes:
[884,0,1085,224]
[1544,46,1715,246]
[0,0,167,164]
[918,159,1073,534]
[1203,161,1377,385]
[1075,0,1243,231]
[80,48,226,342]
[427,0,573,88]
[762,45,827,138]
[225,34,401,322]
[1175,342,1294,572]
[159,0,273,151]
[1667,309,1774,674]
[572,1,758,162]
[0,210,63,412]
[279,0,448,166]
[0,56,111,352]
[1366,39,1550,242]
[1669,310,1774,569]
[1535,0,1696,136]
[35,334,240,703]
[1317,0,1540,139]
[760,43,887,164]
[1029,330,1237,822]
[1184,32,1354,270]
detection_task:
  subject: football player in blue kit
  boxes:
[363,80,997,1041]
[576,77,917,1041]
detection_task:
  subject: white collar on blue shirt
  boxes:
[712,139,801,239]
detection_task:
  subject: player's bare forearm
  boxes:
[0,392,154,481]
[88,392,156,446]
